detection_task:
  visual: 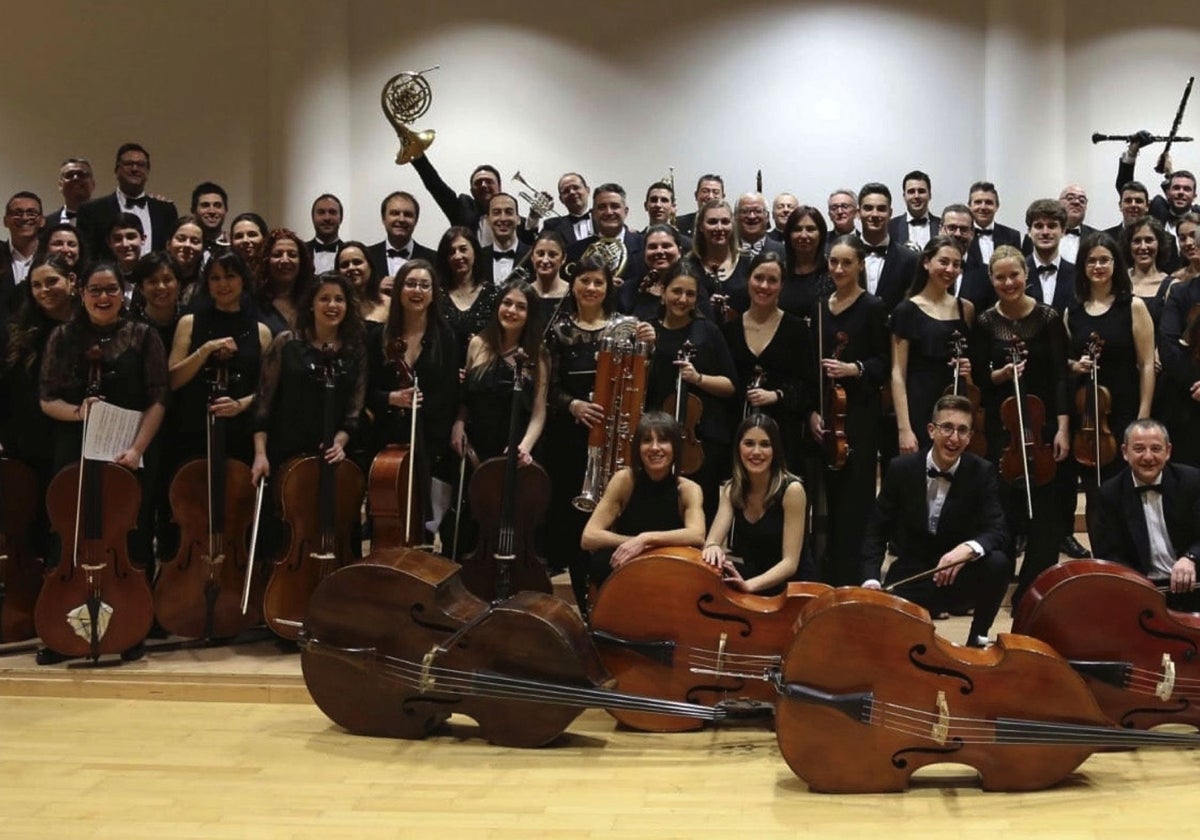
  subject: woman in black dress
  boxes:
[229,213,268,280]
[255,228,314,336]
[1161,213,1200,464]
[891,235,973,454]
[621,224,686,320]
[581,412,705,590]
[808,235,890,586]
[39,223,86,274]
[973,245,1070,608]
[165,216,205,305]
[529,229,570,327]
[780,205,830,319]
[335,240,389,324]
[701,414,810,593]
[436,226,497,371]
[684,200,751,318]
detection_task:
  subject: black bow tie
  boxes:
[974,227,993,237]
[312,241,339,253]
[1065,227,1082,237]
[386,247,410,259]
[1135,483,1162,496]
[1036,264,1057,277]
[568,214,589,224]
[493,249,516,260]
[124,195,148,209]
[866,244,888,258]
[928,467,955,482]
[64,210,77,220]
[910,217,929,226]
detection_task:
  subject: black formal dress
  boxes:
[779,269,828,322]
[728,477,816,592]
[439,282,498,371]
[890,298,970,451]
[589,473,685,589]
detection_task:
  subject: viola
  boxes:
[0,457,42,642]
[154,349,261,640]
[820,332,851,471]
[772,587,1200,793]
[998,340,1056,518]
[367,337,427,548]
[1072,332,1118,485]
[942,330,987,457]
[664,339,704,475]
[299,547,724,747]
[743,364,765,420]
[263,343,365,640]
[1013,559,1200,730]
[35,342,154,661]
[589,546,830,732]
[460,347,552,601]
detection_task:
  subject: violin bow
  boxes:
[407,374,420,543]
[242,478,266,615]
[884,555,974,592]
[1089,334,1102,487]
[1009,342,1035,520]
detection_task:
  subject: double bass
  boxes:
[154,349,261,640]
[460,348,552,601]
[943,331,986,457]
[35,343,154,662]
[998,340,1056,518]
[1072,332,1117,486]
[0,457,42,642]
[262,343,365,640]
[367,337,427,549]
[665,340,704,475]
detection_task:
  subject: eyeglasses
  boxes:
[1084,256,1113,267]
[933,422,972,438]
[402,281,433,291]
[829,203,856,212]
[1061,193,1088,204]
[61,170,92,181]
[118,159,148,169]
[942,224,972,234]
[7,209,41,219]
[84,285,123,298]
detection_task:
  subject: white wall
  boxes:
[4,0,1199,246]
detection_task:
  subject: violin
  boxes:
[367,337,427,548]
[263,343,366,640]
[664,340,704,475]
[998,340,1056,518]
[35,342,154,661]
[772,587,1200,793]
[743,365,765,420]
[460,347,552,601]
[589,546,830,732]
[708,270,738,324]
[0,456,42,642]
[299,547,724,747]
[1014,559,1200,730]
[820,332,851,471]
[154,348,261,640]
[1072,332,1118,486]
[942,331,987,457]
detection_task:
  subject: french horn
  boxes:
[381,65,439,165]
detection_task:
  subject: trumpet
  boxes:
[513,170,557,218]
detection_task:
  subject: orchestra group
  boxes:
[2,136,1200,669]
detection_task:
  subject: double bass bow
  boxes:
[0,456,42,642]
[998,340,1056,518]
[35,343,154,663]
[665,340,704,475]
[1072,332,1117,486]
[460,347,552,601]
[943,330,986,457]
[262,343,365,640]
[367,337,427,549]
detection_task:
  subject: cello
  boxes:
[998,340,1056,518]
[589,546,830,731]
[664,340,704,475]
[1072,332,1118,486]
[0,456,42,642]
[154,349,261,640]
[460,347,552,601]
[1013,559,1200,730]
[299,548,724,747]
[367,337,427,548]
[943,330,987,457]
[35,343,154,662]
[262,343,366,640]
[771,587,1200,793]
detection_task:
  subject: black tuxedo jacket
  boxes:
[0,241,16,317]
[956,263,995,311]
[76,192,178,257]
[887,214,940,246]
[965,223,1022,268]
[1091,463,1200,576]
[567,229,646,284]
[43,207,78,231]
[1024,256,1076,314]
[410,155,534,245]
[1115,156,1200,224]
[1020,225,1097,256]
[865,240,918,312]
[366,240,438,281]
[481,241,532,285]
[542,214,593,246]
[674,212,697,238]
[860,451,1009,584]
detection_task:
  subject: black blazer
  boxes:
[480,241,532,285]
[1024,256,1076,314]
[76,191,178,257]
[860,450,1009,584]
[409,155,534,245]
[957,263,995,311]
[1115,156,1200,224]
[888,214,940,247]
[567,229,646,285]
[43,207,77,231]
[965,223,1022,268]
[1091,463,1200,576]
[0,241,16,317]
[674,212,697,238]
[867,240,919,312]
[542,214,593,246]
[366,240,437,281]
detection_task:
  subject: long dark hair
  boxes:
[783,205,829,276]
[908,235,964,297]
[334,240,383,305]
[436,226,485,290]
[629,411,683,483]
[258,228,314,311]
[727,414,796,508]
[384,259,448,372]
[474,278,545,393]
[5,252,78,371]
[293,272,365,361]
[1075,232,1131,302]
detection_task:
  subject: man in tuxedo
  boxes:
[1103,180,1181,268]
[1022,184,1097,262]
[1023,199,1075,314]
[480,193,530,285]
[77,143,177,257]
[367,191,437,283]
[888,169,939,249]
[964,181,1021,269]
[824,188,858,255]
[862,395,1011,646]
[857,182,917,312]
[941,204,993,310]
[1091,419,1200,611]
[768,193,798,244]
[541,173,593,245]
[307,193,344,274]
[409,154,533,248]
[107,214,145,279]
[735,193,785,259]
[43,158,94,229]
[674,174,724,238]
[190,182,228,247]
[1116,133,1200,239]
[568,183,645,288]
[644,181,676,228]
[1,192,44,315]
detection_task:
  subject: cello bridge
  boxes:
[1156,653,1177,701]
[419,647,438,693]
[930,690,950,744]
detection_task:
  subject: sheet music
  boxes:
[82,402,144,467]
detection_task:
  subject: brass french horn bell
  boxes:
[381,65,439,165]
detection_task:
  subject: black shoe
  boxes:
[1060,536,1091,559]
[965,634,990,648]
[120,642,146,662]
[35,647,70,666]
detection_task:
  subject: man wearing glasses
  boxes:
[77,142,177,258]
[1,192,45,315]
[44,158,95,229]
[861,395,1011,647]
